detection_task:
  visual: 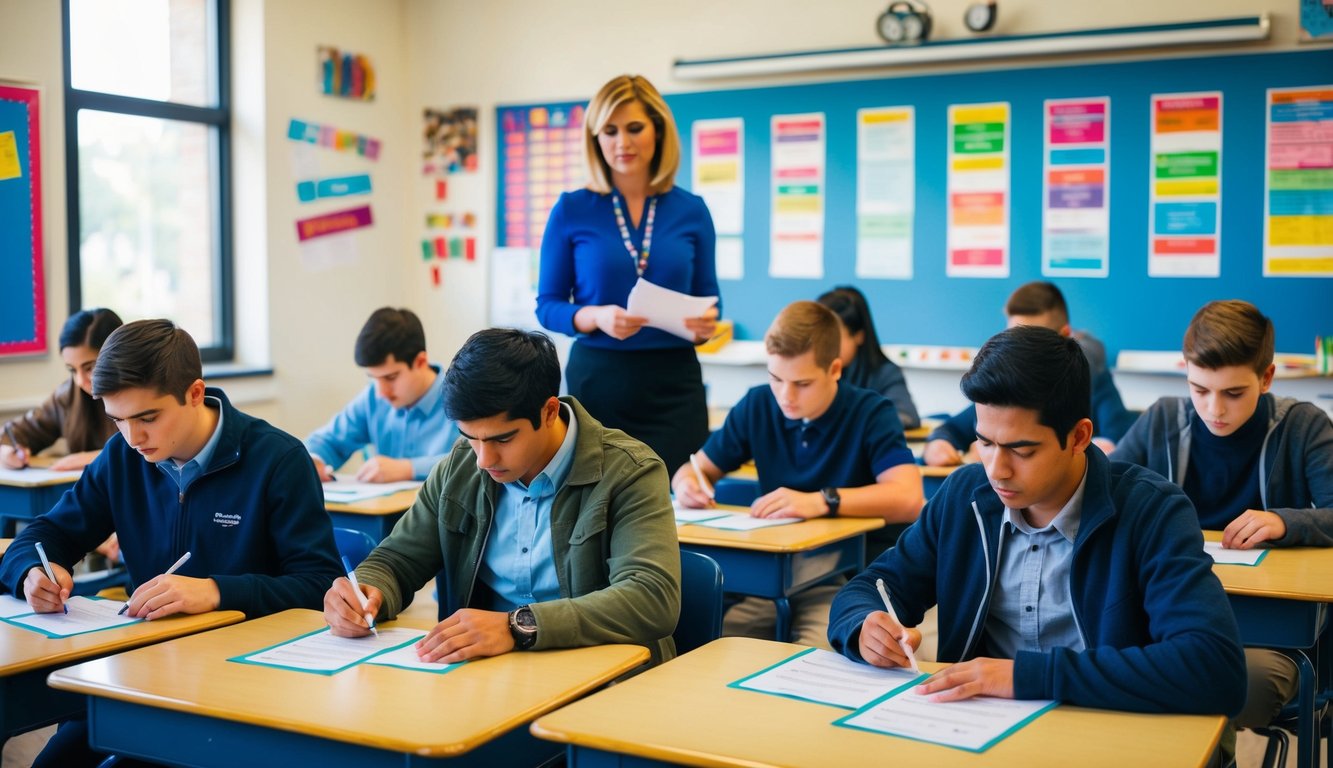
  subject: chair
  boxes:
[1254,648,1330,768]
[334,527,378,568]
[674,550,724,655]
[713,477,760,507]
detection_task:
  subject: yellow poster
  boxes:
[0,131,21,180]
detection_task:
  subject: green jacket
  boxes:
[356,397,681,663]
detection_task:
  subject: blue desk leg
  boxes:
[773,598,793,644]
[1294,650,1319,768]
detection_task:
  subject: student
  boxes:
[0,319,344,768]
[817,285,920,429]
[324,328,681,664]
[1113,299,1330,734]
[0,308,123,470]
[673,300,924,648]
[923,281,1135,466]
[828,325,1246,721]
[305,306,459,482]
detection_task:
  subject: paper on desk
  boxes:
[837,686,1057,752]
[694,513,800,531]
[625,278,718,341]
[322,476,423,504]
[230,627,423,675]
[365,642,465,674]
[0,596,140,638]
[730,647,924,709]
[0,593,34,618]
[1204,541,1269,566]
[672,500,728,525]
[0,467,82,484]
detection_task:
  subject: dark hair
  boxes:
[817,286,889,386]
[92,319,202,403]
[961,325,1090,448]
[1183,300,1274,376]
[1005,281,1070,327]
[443,329,561,429]
[354,307,427,367]
[59,308,124,451]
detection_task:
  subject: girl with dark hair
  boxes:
[817,286,920,429]
[1,308,124,470]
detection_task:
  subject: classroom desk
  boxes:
[1207,531,1333,768]
[678,508,882,643]
[0,538,10,557]
[530,637,1226,768]
[0,608,242,748]
[47,609,650,767]
[324,488,418,541]
[723,461,960,498]
[0,456,79,536]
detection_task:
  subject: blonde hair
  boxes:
[765,301,841,370]
[1183,300,1274,376]
[583,75,680,195]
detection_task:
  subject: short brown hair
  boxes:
[765,301,841,369]
[92,319,203,403]
[583,75,680,195]
[1183,300,1274,375]
[1005,281,1069,327]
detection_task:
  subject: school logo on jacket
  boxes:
[213,511,242,528]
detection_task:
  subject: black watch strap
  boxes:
[821,487,841,517]
[509,605,538,650]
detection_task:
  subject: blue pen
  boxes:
[34,542,67,614]
[342,556,378,636]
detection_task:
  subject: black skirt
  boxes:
[565,342,708,475]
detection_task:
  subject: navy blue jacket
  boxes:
[828,448,1246,716]
[1,388,343,617]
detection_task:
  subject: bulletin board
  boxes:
[0,83,46,357]
[497,49,1333,357]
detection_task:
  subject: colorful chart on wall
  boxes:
[0,82,45,357]
[1263,85,1333,277]
[496,101,586,253]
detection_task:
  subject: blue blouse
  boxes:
[536,187,720,351]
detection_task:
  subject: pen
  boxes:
[34,542,67,614]
[689,453,715,501]
[343,556,378,636]
[120,551,191,615]
[3,424,27,467]
[875,578,919,673]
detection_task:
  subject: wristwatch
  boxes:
[821,487,841,517]
[508,604,538,650]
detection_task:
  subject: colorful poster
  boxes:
[1264,86,1333,277]
[423,107,478,175]
[770,113,825,279]
[317,46,375,101]
[856,106,914,280]
[692,118,745,281]
[947,103,1010,278]
[496,102,586,251]
[295,204,373,242]
[1042,98,1110,277]
[1148,93,1222,277]
[287,118,381,160]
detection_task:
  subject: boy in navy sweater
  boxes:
[830,326,1245,721]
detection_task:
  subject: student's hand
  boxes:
[922,439,964,467]
[0,443,29,469]
[50,450,99,471]
[685,305,720,343]
[577,305,648,340]
[858,610,922,669]
[23,563,73,613]
[324,576,383,637]
[355,456,413,483]
[915,657,1015,702]
[416,608,514,663]
[751,487,828,519]
[670,463,715,508]
[310,454,335,482]
[1222,509,1287,549]
[126,575,221,619]
[95,533,121,564]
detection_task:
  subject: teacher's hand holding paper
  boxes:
[684,305,719,343]
[625,278,719,342]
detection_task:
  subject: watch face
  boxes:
[878,12,905,43]
[902,14,924,41]
[965,2,996,32]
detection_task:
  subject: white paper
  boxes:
[672,501,729,525]
[694,514,800,531]
[0,594,34,618]
[1204,541,1266,565]
[365,642,463,673]
[489,246,541,329]
[841,688,1055,752]
[322,476,423,504]
[3,596,140,637]
[715,236,744,281]
[239,628,423,672]
[0,467,82,484]
[737,649,922,709]
[624,278,718,341]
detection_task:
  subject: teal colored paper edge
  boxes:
[833,690,1060,753]
[0,596,141,639]
[1227,548,1270,567]
[674,511,729,524]
[696,515,800,530]
[726,647,927,710]
[226,627,421,676]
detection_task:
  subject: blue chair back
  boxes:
[334,527,378,568]
[675,550,724,655]
[713,477,760,507]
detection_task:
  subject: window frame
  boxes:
[61,0,234,362]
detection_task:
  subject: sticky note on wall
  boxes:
[0,131,21,181]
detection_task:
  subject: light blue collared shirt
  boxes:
[479,403,578,611]
[157,396,224,495]
[984,468,1089,658]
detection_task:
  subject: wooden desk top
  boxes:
[1206,531,1333,602]
[678,505,883,553]
[726,462,961,481]
[48,609,650,758]
[1,608,244,678]
[324,488,418,516]
[0,538,10,557]
[531,637,1224,768]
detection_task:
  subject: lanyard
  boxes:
[611,192,656,276]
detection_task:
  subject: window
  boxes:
[63,0,232,360]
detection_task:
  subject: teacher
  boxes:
[537,74,719,475]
